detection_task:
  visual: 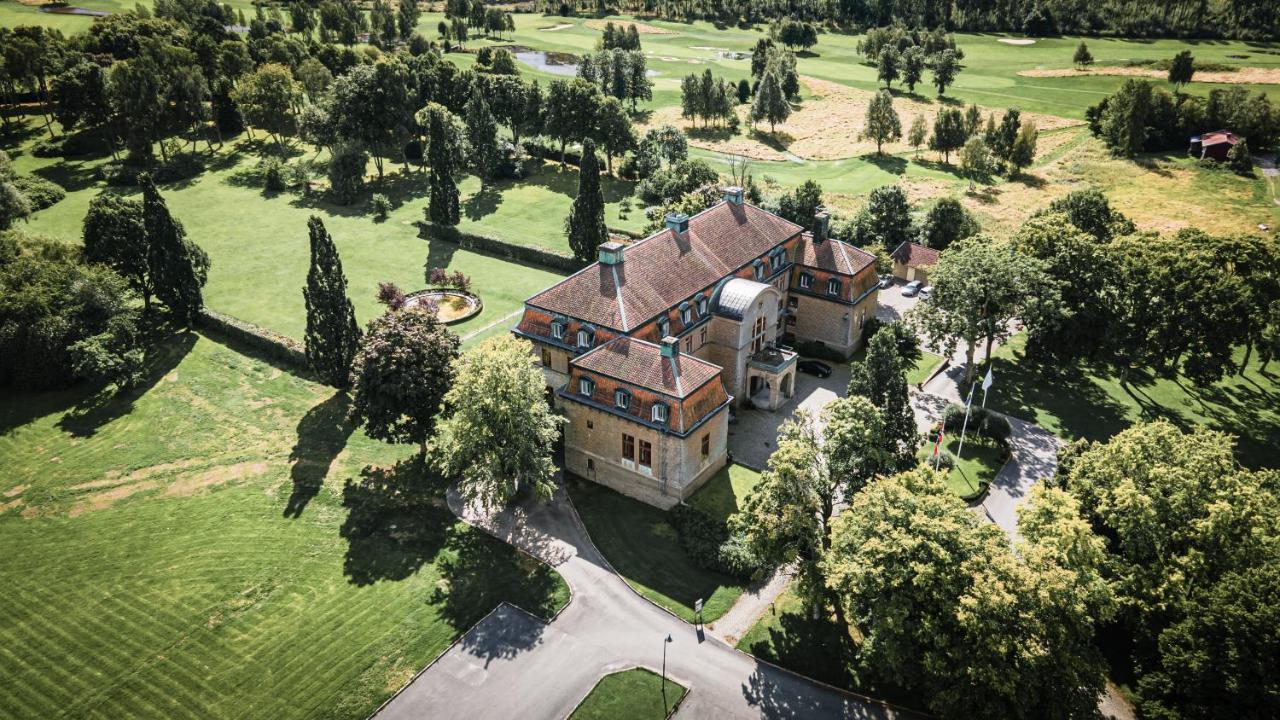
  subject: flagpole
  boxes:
[956,382,976,461]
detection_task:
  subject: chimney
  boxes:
[660,335,679,359]
[664,212,690,235]
[722,186,744,205]
[598,240,625,265]
[812,211,830,244]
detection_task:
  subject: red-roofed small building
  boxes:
[1190,130,1241,162]
[515,187,880,507]
[890,241,940,284]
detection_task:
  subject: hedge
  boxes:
[12,175,66,210]
[419,222,585,273]
[196,308,310,372]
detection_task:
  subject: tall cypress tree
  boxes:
[565,138,607,262]
[303,216,361,388]
[847,327,919,472]
[141,173,208,325]
[426,105,460,226]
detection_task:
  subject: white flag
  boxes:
[982,366,994,392]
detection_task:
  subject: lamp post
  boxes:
[661,634,673,707]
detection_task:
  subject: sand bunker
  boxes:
[1020,65,1280,85]
[539,23,574,31]
[998,38,1037,45]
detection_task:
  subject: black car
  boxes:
[797,360,832,378]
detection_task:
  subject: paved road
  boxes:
[374,485,919,720]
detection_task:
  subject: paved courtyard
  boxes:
[728,362,851,470]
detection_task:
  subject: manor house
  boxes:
[514,187,880,508]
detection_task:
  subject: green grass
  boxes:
[569,667,686,720]
[567,478,743,623]
[0,332,569,719]
[684,463,761,523]
[987,334,1280,469]
[8,133,585,343]
[736,589,914,707]
[917,438,1008,499]
[908,350,946,386]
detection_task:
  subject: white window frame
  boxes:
[827,278,841,296]
[615,389,631,409]
[799,273,813,290]
[551,321,565,340]
[579,377,595,396]
[651,403,668,424]
[577,329,592,348]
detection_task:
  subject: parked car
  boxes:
[878,274,893,289]
[919,285,933,300]
[797,360,832,378]
[901,280,923,297]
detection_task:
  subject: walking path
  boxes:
[708,565,793,645]
[374,485,920,720]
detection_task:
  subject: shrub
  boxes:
[262,157,286,192]
[670,504,763,582]
[942,403,1012,444]
[376,281,406,310]
[427,266,449,286]
[327,141,369,205]
[12,175,67,210]
[636,159,719,204]
[370,193,391,219]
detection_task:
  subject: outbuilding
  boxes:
[890,241,940,284]
[1189,130,1241,161]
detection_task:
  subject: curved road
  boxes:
[372,486,919,720]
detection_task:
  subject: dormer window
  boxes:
[827,278,842,296]
[696,295,708,315]
[652,403,668,424]
[799,272,813,290]
[680,302,692,324]
[551,320,565,340]
[577,326,595,348]
[658,318,670,337]
[614,389,631,409]
[753,259,765,280]
[578,377,595,396]
[771,249,784,270]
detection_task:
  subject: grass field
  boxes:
[0,331,569,719]
[567,478,743,623]
[917,437,1007,499]
[987,335,1280,469]
[685,464,760,522]
[569,667,686,720]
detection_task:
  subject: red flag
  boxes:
[932,429,944,457]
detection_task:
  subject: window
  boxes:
[771,250,784,270]
[657,318,670,337]
[652,403,668,424]
[622,434,635,461]
[578,377,595,396]
[540,347,552,367]
[787,296,798,309]
[685,336,693,354]
[701,433,710,458]
[681,306,692,325]
[638,439,652,468]
[587,458,595,471]
[827,278,842,296]
[799,272,813,290]
[699,327,707,345]
[577,329,592,348]
[697,296,708,315]
[753,259,765,280]
[551,321,565,340]
[615,389,631,409]
[586,419,594,429]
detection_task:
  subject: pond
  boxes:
[513,49,661,78]
[38,4,110,15]
[402,289,483,325]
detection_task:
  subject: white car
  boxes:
[919,285,933,300]
[901,280,923,297]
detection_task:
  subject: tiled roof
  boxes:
[526,201,803,331]
[795,233,876,275]
[891,241,940,268]
[1201,130,1239,146]
[572,336,722,398]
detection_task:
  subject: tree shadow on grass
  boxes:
[463,182,504,221]
[750,128,796,154]
[57,328,197,438]
[284,391,354,518]
[431,520,566,636]
[340,457,450,586]
[863,153,908,175]
[985,347,1131,443]
[31,159,103,193]
[1010,172,1047,189]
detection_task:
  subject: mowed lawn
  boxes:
[569,668,686,720]
[567,478,744,623]
[8,132,655,342]
[0,333,568,719]
[987,334,1280,469]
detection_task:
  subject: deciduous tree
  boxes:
[430,335,562,505]
[861,89,901,154]
[82,195,151,309]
